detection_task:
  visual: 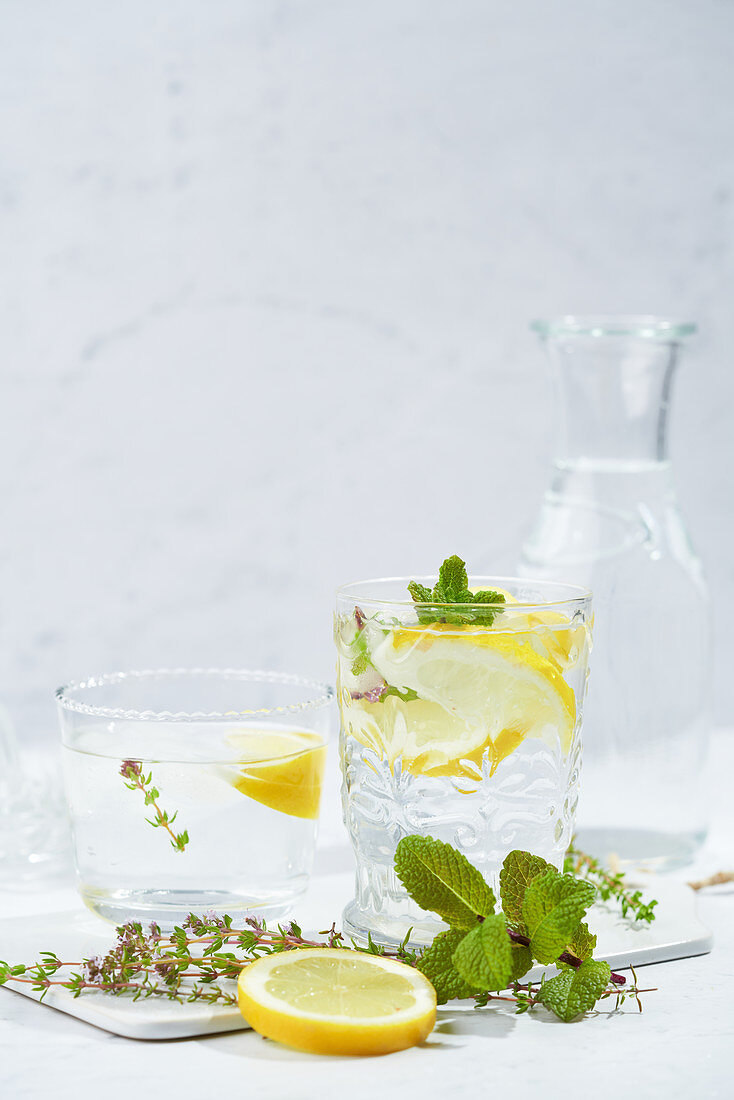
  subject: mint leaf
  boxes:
[351,650,369,676]
[536,960,611,1022]
[472,589,504,604]
[433,555,469,604]
[562,921,597,965]
[507,942,533,984]
[469,589,506,626]
[452,916,513,992]
[417,929,480,1004]
[499,850,557,929]
[382,685,419,702]
[407,581,433,604]
[394,835,496,930]
[523,870,596,964]
[350,627,371,677]
[407,556,506,627]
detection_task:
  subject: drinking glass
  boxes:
[57,669,333,924]
[335,577,592,947]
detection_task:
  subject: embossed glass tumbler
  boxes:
[335,578,592,947]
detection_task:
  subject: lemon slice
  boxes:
[472,586,588,670]
[225,730,326,819]
[346,696,493,779]
[353,625,575,776]
[237,948,437,1055]
[501,609,588,670]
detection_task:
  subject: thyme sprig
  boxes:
[564,842,658,923]
[120,760,190,853]
[0,916,417,1006]
[474,966,654,1014]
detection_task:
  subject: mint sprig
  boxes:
[395,835,652,1022]
[408,556,506,626]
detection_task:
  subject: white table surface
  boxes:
[1,732,732,1100]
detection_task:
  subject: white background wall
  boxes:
[1,0,732,745]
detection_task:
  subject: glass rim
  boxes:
[335,575,592,612]
[531,314,697,340]
[55,668,335,722]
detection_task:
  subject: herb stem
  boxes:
[564,843,658,924]
[120,760,189,852]
[506,928,626,985]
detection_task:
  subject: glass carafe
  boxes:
[518,316,710,870]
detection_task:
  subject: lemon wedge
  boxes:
[237,948,437,1055]
[226,730,326,819]
[349,624,575,777]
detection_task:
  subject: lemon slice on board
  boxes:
[225,730,326,819]
[237,948,437,1055]
[349,624,575,777]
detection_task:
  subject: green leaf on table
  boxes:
[523,870,596,964]
[394,835,496,930]
[417,930,480,1003]
[536,959,612,1021]
[561,921,597,966]
[499,849,557,929]
[451,916,513,991]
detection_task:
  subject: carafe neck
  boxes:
[534,317,695,467]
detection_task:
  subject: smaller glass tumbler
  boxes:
[58,669,333,924]
[335,577,592,947]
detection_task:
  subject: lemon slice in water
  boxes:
[471,586,588,670]
[225,730,326,819]
[349,624,575,778]
[238,948,436,1055]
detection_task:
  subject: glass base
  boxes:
[341,898,447,951]
[573,826,706,872]
[79,885,305,927]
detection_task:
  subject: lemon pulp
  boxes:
[238,947,436,1055]
[226,729,326,819]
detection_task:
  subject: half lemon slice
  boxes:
[225,729,326,819]
[237,948,437,1055]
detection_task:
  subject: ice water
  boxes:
[62,721,326,925]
